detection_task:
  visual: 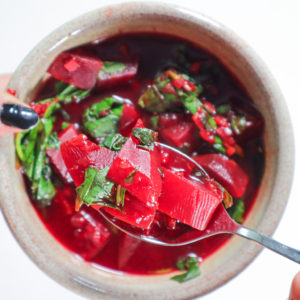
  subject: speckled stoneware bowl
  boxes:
[0,2,294,299]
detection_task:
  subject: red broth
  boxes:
[26,33,264,275]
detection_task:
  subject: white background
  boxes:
[0,0,299,299]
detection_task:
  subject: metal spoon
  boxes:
[99,143,300,264]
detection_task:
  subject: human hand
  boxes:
[0,74,38,135]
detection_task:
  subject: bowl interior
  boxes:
[0,2,294,299]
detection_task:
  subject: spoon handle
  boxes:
[236,225,300,263]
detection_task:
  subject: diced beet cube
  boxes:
[47,125,78,182]
[107,138,162,208]
[92,193,156,230]
[119,104,139,137]
[61,135,98,163]
[158,113,196,148]
[193,154,249,198]
[48,50,103,89]
[158,113,178,127]
[59,125,79,142]
[118,233,142,268]
[158,167,223,231]
[60,135,117,186]
[160,122,195,148]
[69,206,111,259]
[96,60,138,89]
[235,115,264,143]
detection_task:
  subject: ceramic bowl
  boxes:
[0,2,294,299]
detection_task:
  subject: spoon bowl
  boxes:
[98,143,300,263]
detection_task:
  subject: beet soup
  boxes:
[15,33,265,280]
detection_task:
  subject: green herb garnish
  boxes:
[116,185,126,207]
[228,199,245,223]
[61,122,71,130]
[158,167,164,178]
[149,115,159,130]
[46,132,60,149]
[124,169,138,184]
[183,94,201,114]
[138,85,172,113]
[16,119,56,205]
[216,104,231,115]
[138,69,203,113]
[171,44,190,71]
[76,167,117,209]
[82,97,124,140]
[213,136,226,154]
[171,256,201,283]
[35,165,56,203]
[55,81,90,104]
[100,133,128,151]
[132,127,158,151]
[231,116,247,135]
[207,115,217,129]
[99,61,126,76]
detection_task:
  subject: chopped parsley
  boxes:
[228,199,245,223]
[76,167,116,209]
[124,169,138,184]
[76,167,126,212]
[99,61,126,76]
[101,133,128,151]
[82,97,124,140]
[55,81,90,104]
[171,255,201,283]
[132,127,158,151]
[15,104,57,205]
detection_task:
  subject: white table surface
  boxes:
[0,0,299,299]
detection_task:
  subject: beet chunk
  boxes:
[60,134,117,186]
[107,137,162,208]
[97,60,138,89]
[69,206,111,259]
[160,122,195,148]
[158,167,223,231]
[48,50,103,89]
[193,154,248,198]
[157,113,196,149]
[46,125,78,182]
[118,233,142,268]
[119,104,139,137]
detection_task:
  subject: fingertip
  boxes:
[289,271,300,300]
[0,104,39,130]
